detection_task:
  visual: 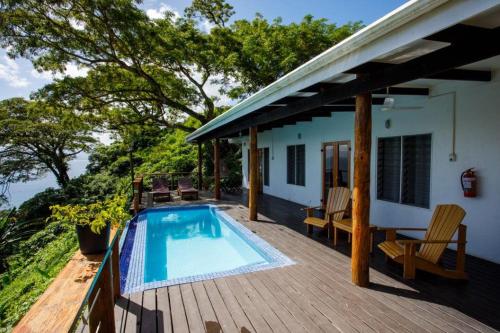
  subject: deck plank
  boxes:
[190,281,219,332]
[156,288,172,333]
[124,292,143,333]
[168,285,189,333]
[202,279,240,333]
[115,295,130,333]
[179,284,205,333]
[141,289,157,333]
[212,278,256,332]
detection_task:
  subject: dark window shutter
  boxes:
[401,134,431,208]
[287,146,295,184]
[377,137,401,202]
[296,145,306,186]
[263,148,270,186]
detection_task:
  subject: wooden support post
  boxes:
[198,142,203,190]
[111,236,121,301]
[352,87,372,287]
[88,259,115,333]
[214,138,221,200]
[249,127,258,221]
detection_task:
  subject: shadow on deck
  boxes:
[225,191,500,330]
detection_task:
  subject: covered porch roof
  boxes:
[187,0,500,142]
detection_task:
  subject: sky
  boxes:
[0,0,407,207]
[0,0,407,101]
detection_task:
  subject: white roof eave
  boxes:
[187,0,499,142]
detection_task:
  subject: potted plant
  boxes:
[48,196,129,254]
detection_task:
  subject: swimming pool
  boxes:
[119,205,294,294]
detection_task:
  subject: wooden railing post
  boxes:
[132,176,143,214]
[88,258,115,333]
[198,142,203,190]
[352,85,372,287]
[249,127,258,221]
[214,138,221,200]
[111,236,121,301]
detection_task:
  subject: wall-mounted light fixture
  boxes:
[385,119,391,129]
[298,133,302,140]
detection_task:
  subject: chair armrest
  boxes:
[300,206,322,211]
[396,239,466,245]
[378,227,428,231]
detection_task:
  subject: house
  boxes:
[187,0,500,284]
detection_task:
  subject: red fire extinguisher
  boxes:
[461,168,477,198]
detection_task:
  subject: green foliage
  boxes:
[0,98,95,191]
[16,188,68,222]
[0,224,77,330]
[135,130,197,175]
[222,15,363,98]
[48,196,129,234]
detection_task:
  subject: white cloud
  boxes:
[146,3,180,20]
[63,63,89,78]
[30,63,89,80]
[201,19,215,33]
[69,18,85,31]
[0,56,29,88]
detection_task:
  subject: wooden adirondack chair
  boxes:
[303,187,351,239]
[378,204,467,280]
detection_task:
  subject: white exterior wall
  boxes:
[241,75,500,263]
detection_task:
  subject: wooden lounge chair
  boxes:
[378,204,467,280]
[151,175,171,202]
[303,187,351,239]
[177,177,199,200]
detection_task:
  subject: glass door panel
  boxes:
[323,145,334,205]
[337,143,350,187]
[322,141,350,205]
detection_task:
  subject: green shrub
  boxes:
[48,196,129,234]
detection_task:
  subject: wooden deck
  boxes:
[15,229,117,333]
[114,193,500,332]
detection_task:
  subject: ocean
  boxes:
[5,153,89,208]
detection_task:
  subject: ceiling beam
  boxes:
[348,61,491,82]
[201,25,500,140]
[372,87,429,95]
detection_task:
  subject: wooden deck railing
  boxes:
[70,229,122,332]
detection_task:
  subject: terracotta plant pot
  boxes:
[75,223,110,254]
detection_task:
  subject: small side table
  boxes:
[332,219,377,253]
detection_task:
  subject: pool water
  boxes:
[144,206,267,282]
[120,205,293,294]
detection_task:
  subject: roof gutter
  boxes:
[186,0,449,142]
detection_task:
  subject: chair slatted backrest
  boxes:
[153,176,169,190]
[419,204,466,264]
[325,187,351,222]
[178,177,193,190]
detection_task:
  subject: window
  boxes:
[377,134,431,208]
[287,144,305,186]
[263,148,270,186]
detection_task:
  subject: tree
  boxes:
[1,0,362,132]
[0,98,95,195]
